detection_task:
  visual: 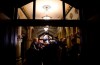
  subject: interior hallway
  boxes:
[0,0,99,65]
[16,26,81,65]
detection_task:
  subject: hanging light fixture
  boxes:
[44,25,49,32]
[42,15,52,20]
[44,27,48,31]
[42,5,52,20]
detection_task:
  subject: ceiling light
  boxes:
[44,25,49,31]
[44,27,48,31]
[42,15,51,20]
[42,5,52,20]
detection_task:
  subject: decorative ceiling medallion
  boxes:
[43,5,51,11]
[70,13,73,19]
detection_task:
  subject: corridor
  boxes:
[0,0,99,65]
[16,26,81,65]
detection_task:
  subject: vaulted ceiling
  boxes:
[17,0,80,20]
[32,26,57,38]
[0,0,99,21]
[0,0,80,19]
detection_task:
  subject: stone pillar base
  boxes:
[16,57,22,65]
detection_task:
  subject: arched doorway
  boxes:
[38,32,53,44]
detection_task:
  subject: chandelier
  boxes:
[42,15,52,20]
[44,25,49,32]
[42,5,52,20]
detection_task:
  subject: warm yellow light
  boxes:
[36,0,63,19]
[44,27,48,31]
[42,16,51,20]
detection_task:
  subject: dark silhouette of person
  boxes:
[59,38,68,65]
[26,38,42,65]
[42,41,58,65]
[69,37,80,65]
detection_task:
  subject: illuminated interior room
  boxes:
[15,1,81,64]
[0,0,99,65]
[17,0,80,20]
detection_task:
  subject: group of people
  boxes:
[25,37,80,65]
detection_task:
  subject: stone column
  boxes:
[76,27,78,33]
[70,27,74,47]
[26,27,33,50]
[57,27,61,40]
[65,27,70,48]
[70,27,73,36]
[16,26,22,65]
[60,27,63,39]
[61,27,66,38]
[76,27,80,44]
